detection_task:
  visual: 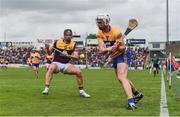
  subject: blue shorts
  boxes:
[32,63,39,68]
[112,48,131,69]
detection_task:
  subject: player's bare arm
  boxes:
[70,50,79,60]
[98,39,116,53]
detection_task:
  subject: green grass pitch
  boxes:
[0,68,180,116]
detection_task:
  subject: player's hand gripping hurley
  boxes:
[103,19,138,67]
[37,39,71,58]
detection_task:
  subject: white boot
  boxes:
[79,90,91,98]
[42,87,49,95]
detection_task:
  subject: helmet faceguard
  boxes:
[96,14,110,26]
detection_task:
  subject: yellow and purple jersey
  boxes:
[53,39,76,63]
[30,52,41,64]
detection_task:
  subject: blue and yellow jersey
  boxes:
[53,39,76,63]
[97,26,131,67]
[30,52,41,64]
[96,26,122,47]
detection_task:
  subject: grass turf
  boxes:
[0,68,179,116]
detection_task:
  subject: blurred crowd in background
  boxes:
[0,46,147,68]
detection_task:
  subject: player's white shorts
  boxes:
[45,63,50,69]
[52,62,70,73]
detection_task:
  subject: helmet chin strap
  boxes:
[104,25,110,32]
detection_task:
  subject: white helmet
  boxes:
[96,14,110,26]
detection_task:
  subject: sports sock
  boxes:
[128,98,135,104]
[79,86,84,93]
[45,84,49,88]
[79,86,83,90]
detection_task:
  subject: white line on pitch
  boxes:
[160,71,169,117]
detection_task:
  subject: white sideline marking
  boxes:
[160,71,169,117]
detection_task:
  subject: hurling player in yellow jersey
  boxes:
[30,49,41,79]
[96,14,143,110]
[42,29,90,98]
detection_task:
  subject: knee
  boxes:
[117,74,127,82]
[76,69,82,76]
[48,65,56,73]
[117,76,123,82]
